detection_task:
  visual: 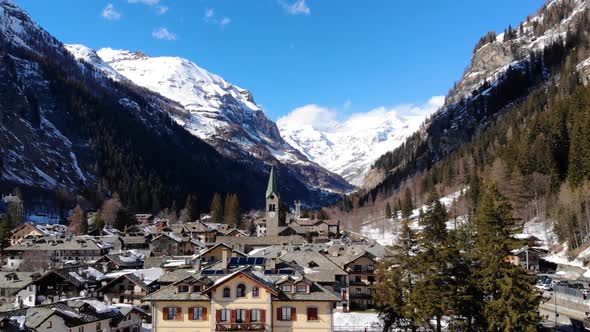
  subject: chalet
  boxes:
[144,266,339,332]
[95,251,145,271]
[97,273,157,309]
[9,224,45,246]
[0,272,37,305]
[3,237,112,271]
[150,233,206,256]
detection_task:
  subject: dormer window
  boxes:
[281,284,292,292]
[308,261,318,268]
[178,285,189,293]
[192,285,202,292]
[223,287,230,298]
[296,285,307,293]
[236,284,246,297]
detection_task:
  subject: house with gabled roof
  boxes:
[97,273,158,309]
[144,266,339,332]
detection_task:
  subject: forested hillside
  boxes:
[331,0,590,252]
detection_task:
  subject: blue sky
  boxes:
[17,0,543,122]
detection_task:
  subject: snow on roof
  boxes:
[81,299,117,314]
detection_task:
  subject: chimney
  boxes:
[221,247,230,270]
[269,257,277,271]
[193,258,202,272]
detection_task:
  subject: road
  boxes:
[539,292,588,331]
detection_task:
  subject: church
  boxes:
[254,165,340,239]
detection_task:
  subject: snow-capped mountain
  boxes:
[278,99,442,186]
[64,45,352,193]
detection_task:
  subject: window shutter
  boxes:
[203,307,208,321]
[188,307,194,320]
[216,309,221,322]
[261,309,266,323]
[276,308,282,321]
[245,309,251,323]
[231,309,237,323]
[292,307,297,321]
[176,307,183,320]
[163,307,169,320]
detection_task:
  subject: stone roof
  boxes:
[279,250,347,283]
[4,236,111,252]
[215,235,306,247]
[0,272,37,290]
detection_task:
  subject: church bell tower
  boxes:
[265,165,280,236]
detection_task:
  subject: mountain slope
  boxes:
[0,0,342,210]
[277,98,442,186]
[64,45,352,194]
[363,0,590,198]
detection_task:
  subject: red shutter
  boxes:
[203,307,208,321]
[292,307,297,321]
[176,307,183,320]
[276,307,282,321]
[163,307,169,320]
[245,309,251,323]
[216,309,221,322]
[231,309,237,323]
[261,309,266,323]
[188,307,194,320]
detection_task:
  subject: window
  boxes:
[353,265,362,272]
[307,307,318,321]
[236,284,246,297]
[96,322,101,332]
[367,265,374,272]
[127,285,134,291]
[368,276,376,284]
[178,285,189,293]
[296,285,307,293]
[47,321,52,329]
[78,327,84,332]
[251,309,261,322]
[252,287,260,297]
[119,285,125,292]
[163,307,182,320]
[281,285,292,292]
[355,276,362,283]
[279,307,294,321]
[192,285,202,293]
[190,307,206,320]
[356,288,362,294]
[220,309,231,322]
[236,309,247,323]
[223,287,230,298]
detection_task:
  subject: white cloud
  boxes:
[156,5,168,15]
[102,4,121,20]
[277,96,445,132]
[128,0,160,5]
[204,8,231,27]
[152,27,177,40]
[280,0,311,15]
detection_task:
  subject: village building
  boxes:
[149,233,206,256]
[144,266,339,332]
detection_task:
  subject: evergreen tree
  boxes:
[402,188,414,219]
[93,212,105,232]
[474,185,540,331]
[410,190,450,332]
[223,194,240,226]
[114,207,136,231]
[385,202,392,219]
[210,193,223,223]
[0,214,14,248]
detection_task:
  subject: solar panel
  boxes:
[215,270,225,275]
[238,257,247,265]
[229,257,239,264]
[264,270,272,274]
[246,257,256,265]
[255,257,265,265]
[202,270,215,275]
[278,270,294,275]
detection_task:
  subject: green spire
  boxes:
[266,165,279,198]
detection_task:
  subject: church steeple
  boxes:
[266,165,279,199]
[265,164,280,236]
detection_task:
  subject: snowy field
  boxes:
[333,312,382,330]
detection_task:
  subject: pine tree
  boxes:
[114,207,136,231]
[410,190,450,332]
[375,218,419,331]
[210,193,223,223]
[223,194,240,226]
[474,184,540,331]
[385,202,392,219]
[0,214,14,248]
[93,212,105,232]
[402,188,414,219]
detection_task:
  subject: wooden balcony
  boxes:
[215,322,265,331]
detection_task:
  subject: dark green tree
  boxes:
[210,193,223,223]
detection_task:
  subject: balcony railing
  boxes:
[215,323,265,331]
